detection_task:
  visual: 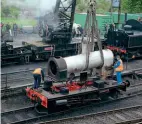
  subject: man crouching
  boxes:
[33,68,44,89]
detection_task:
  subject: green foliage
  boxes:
[1,17,37,26]
[96,0,111,14]
[2,6,10,17]
[9,6,20,18]
[1,0,6,6]
[1,0,20,18]
[76,0,142,14]
[76,0,82,5]
[76,0,111,14]
[76,0,88,13]
[122,0,142,13]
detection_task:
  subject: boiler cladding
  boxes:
[47,49,114,80]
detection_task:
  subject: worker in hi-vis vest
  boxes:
[33,68,44,89]
[114,55,124,84]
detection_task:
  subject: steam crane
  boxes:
[22,0,78,63]
[39,0,76,44]
[47,0,114,81]
[26,0,130,111]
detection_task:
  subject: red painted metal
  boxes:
[25,80,129,109]
[107,46,126,54]
[44,47,53,51]
[26,87,48,108]
[25,81,94,108]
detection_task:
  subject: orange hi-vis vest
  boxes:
[33,68,42,75]
[115,59,124,72]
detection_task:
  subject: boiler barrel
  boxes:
[47,49,114,80]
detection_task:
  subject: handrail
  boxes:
[1,67,47,75]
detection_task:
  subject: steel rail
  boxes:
[39,105,142,124]
[1,67,142,77]
[1,68,140,89]
[1,106,34,115]
[1,68,142,98]
[116,118,142,124]
[1,81,142,100]
[1,74,56,92]
[2,89,142,124]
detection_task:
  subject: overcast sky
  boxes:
[40,0,57,11]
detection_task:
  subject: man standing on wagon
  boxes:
[33,68,45,89]
[114,55,124,84]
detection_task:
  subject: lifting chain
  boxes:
[81,0,104,75]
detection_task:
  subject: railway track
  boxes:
[1,67,58,90]
[1,67,142,90]
[40,105,142,124]
[1,69,40,90]
[1,88,142,124]
[1,69,57,98]
[1,67,142,123]
[2,80,142,112]
[1,68,142,98]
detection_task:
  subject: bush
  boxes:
[1,17,37,26]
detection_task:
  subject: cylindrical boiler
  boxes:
[47,49,114,80]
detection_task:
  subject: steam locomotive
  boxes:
[104,19,142,60]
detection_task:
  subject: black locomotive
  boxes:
[104,19,142,60]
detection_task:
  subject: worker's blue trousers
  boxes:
[116,72,122,84]
[33,74,41,89]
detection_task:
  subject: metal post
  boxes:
[118,0,121,24]
[126,53,128,70]
[125,13,127,23]
[110,0,113,16]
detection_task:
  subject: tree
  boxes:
[96,0,111,14]
[1,0,6,6]
[2,6,10,17]
[76,0,142,14]
[122,0,142,13]
[76,0,111,14]
[76,0,88,13]
[9,6,20,18]
[1,0,20,18]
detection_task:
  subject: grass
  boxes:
[1,17,37,27]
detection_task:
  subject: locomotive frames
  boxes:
[105,19,142,60]
[26,79,130,111]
